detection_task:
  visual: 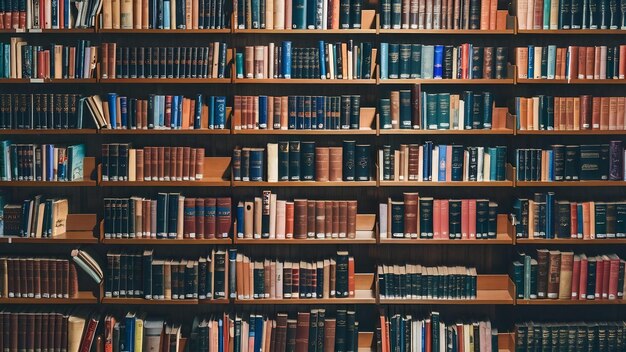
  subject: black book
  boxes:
[552,145,565,181]
[571,0,582,28]
[350,95,360,129]
[335,310,347,352]
[388,44,400,79]
[288,141,301,181]
[468,147,478,181]
[468,0,480,28]
[579,144,603,180]
[556,201,571,238]
[471,46,483,79]
[300,141,315,180]
[340,95,351,129]
[419,197,433,238]
[342,140,356,181]
[560,0,571,28]
[564,145,580,180]
[600,0,610,28]
[355,144,370,180]
[335,252,349,297]
[339,0,351,28]
[449,200,462,239]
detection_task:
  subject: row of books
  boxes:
[0,94,83,130]
[0,257,78,299]
[379,313,497,352]
[380,44,508,80]
[102,94,227,130]
[235,192,358,239]
[0,142,85,182]
[103,196,232,239]
[515,321,626,351]
[105,249,230,300]
[514,143,622,181]
[380,194,498,239]
[100,42,229,79]
[513,250,626,301]
[379,144,508,182]
[515,95,626,131]
[101,0,230,30]
[233,251,354,300]
[379,0,503,30]
[378,264,478,300]
[0,311,100,352]
[2,196,68,238]
[1,39,97,79]
[515,45,626,80]
[512,193,626,239]
[5,0,100,30]
[516,0,626,30]
[233,95,362,130]
[100,144,205,182]
[236,0,364,29]
[236,41,374,79]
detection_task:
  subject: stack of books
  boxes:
[378,264,478,299]
[1,196,68,237]
[0,141,85,181]
[516,0,626,30]
[515,321,626,351]
[0,257,79,298]
[22,0,101,29]
[0,94,83,130]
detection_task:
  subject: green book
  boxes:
[399,44,411,79]
[379,99,392,129]
[437,93,450,129]
[399,90,412,129]
[390,201,405,238]
[292,0,307,29]
[426,93,438,129]
[410,44,422,78]
[388,44,400,79]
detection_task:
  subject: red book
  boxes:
[425,318,432,352]
[440,200,449,239]
[183,198,196,239]
[595,258,604,299]
[164,95,172,127]
[461,199,469,239]
[602,256,611,299]
[457,324,464,352]
[570,203,578,238]
[579,255,588,300]
[433,200,441,239]
[571,255,581,299]
[204,198,216,239]
[216,198,231,238]
[620,45,626,79]
[294,313,310,352]
[285,202,294,238]
[78,314,100,352]
[468,199,477,239]
[4,12,10,29]
[608,254,620,300]
[195,198,205,239]
[348,257,355,298]
[379,316,388,352]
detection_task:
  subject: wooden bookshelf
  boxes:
[101,298,201,305]
[378,14,516,34]
[98,157,231,187]
[516,298,626,305]
[517,29,626,34]
[233,78,377,84]
[498,333,516,352]
[516,180,626,187]
[0,129,98,135]
[100,128,231,135]
[99,28,231,33]
[99,78,232,84]
[516,238,626,245]
[0,214,98,244]
[378,78,515,84]
[378,275,515,305]
[25,28,97,33]
[0,78,98,84]
[517,130,626,135]
[232,180,378,187]
[0,157,97,187]
[0,291,98,304]
[379,214,514,245]
[379,180,514,187]
[517,78,626,84]
[357,332,376,352]
[234,10,377,34]
[234,273,376,304]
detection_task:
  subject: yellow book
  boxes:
[134,314,145,352]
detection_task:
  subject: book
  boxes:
[378,264,478,299]
[0,142,85,182]
[0,256,80,298]
[517,0,626,29]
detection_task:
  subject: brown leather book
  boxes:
[205,198,216,239]
[189,148,197,180]
[216,198,231,238]
[568,46,578,79]
[585,47,594,79]
[108,43,116,79]
[565,98,574,131]
[620,45,626,79]
[285,202,294,238]
[143,147,151,181]
[294,312,310,352]
[315,201,326,238]
[234,96,242,129]
[559,48,567,79]
[315,147,330,182]
[573,97,580,130]
[323,318,336,352]
[101,43,109,79]
[580,95,592,130]
[182,147,191,180]
[407,145,420,180]
[275,313,289,352]
[294,199,308,239]
[332,201,340,237]
[592,97,601,129]
[195,148,205,180]
[244,46,254,78]
[176,147,184,181]
[547,250,561,299]
[169,146,177,180]
[536,249,549,298]
[600,97,610,130]
[480,0,490,29]
[402,0,410,28]
[594,46,601,79]
[558,251,574,299]
[482,47,494,79]
[403,192,419,238]
[281,96,289,128]
[515,47,528,79]
[609,97,618,130]
[390,91,400,128]
[346,201,357,239]
[411,84,421,129]
[307,200,316,238]
[618,97,626,130]
[339,201,348,238]
[163,147,171,181]
[69,262,78,299]
[328,147,343,181]
[33,259,41,297]
[577,46,586,79]
[325,201,333,238]
[157,147,165,181]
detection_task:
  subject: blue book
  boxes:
[68,144,85,181]
[64,0,70,28]
[258,96,268,128]
[236,203,244,237]
[565,48,570,79]
[124,314,136,352]
[171,95,179,128]
[489,147,497,181]
[51,0,58,27]
[438,145,447,181]
[282,41,292,78]
[292,0,306,29]
[254,316,264,352]
[527,45,534,79]
[296,96,304,129]
[249,149,264,181]
[316,96,325,128]
[306,0,316,28]
[577,204,583,238]
[45,144,54,181]
[423,142,432,181]
[194,94,202,129]
[215,96,226,129]
[209,96,215,129]
[318,41,326,79]
[303,97,312,129]
[163,1,171,29]
[547,45,556,79]
[546,193,553,238]
[218,319,223,352]
[252,0,260,28]
[548,150,554,180]
[288,96,297,128]
[380,43,388,79]
[433,45,444,79]
[107,93,117,129]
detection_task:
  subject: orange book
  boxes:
[281,96,288,129]
[440,199,449,239]
[555,49,563,80]
[582,202,591,239]
[133,0,141,29]
[559,48,567,79]
[182,98,191,129]
[233,96,242,129]
[348,257,355,297]
[568,46,578,79]
[554,97,562,130]
[620,45,626,79]
[433,199,441,239]
[526,98,534,130]
[519,97,528,130]
[594,46,601,79]
[585,47,594,79]
[480,0,490,29]
[489,0,497,29]
[609,97,618,130]
[617,97,625,130]
[573,97,580,130]
[142,0,149,28]
[446,146,452,182]
[600,97,610,130]
[565,97,574,130]
[577,46,586,79]
[285,202,294,238]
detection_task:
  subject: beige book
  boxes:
[573,97,580,129]
[10,38,24,78]
[103,0,113,28]
[177,195,184,238]
[133,0,142,28]
[341,43,348,78]
[549,0,559,29]
[403,146,409,179]
[276,260,283,298]
[68,315,87,352]
[267,143,278,182]
[558,251,574,299]
[327,43,335,79]
[212,42,220,78]
[244,201,254,238]
[266,0,274,28]
[111,0,121,28]
[276,200,286,239]
[170,0,176,28]
[128,149,136,181]
[35,202,46,238]
[51,199,69,237]
[185,0,193,29]
[254,197,262,238]
[532,97,539,130]
[164,260,172,299]
[131,197,143,237]
[274,0,285,29]
[269,193,277,238]
[525,0,533,29]
[120,0,133,28]
[134,313,145,352]
[393,150,400,181]
[269,261,277,298]
[142,0,149,28]
[243,255,251,299]
[235,254,244,299]
[268,42,275,79]
[589,201,596,239]
[483,153,491,182]
[192,0,199,28]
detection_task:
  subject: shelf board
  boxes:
[379,275,515,305]
[380,232,513,245]
[0,231,97,244]
[517,298,626,305]
[379,29,514,34]
[516,238,626,244]
[101,298,201,305]
[516,181,626,187]
[233,129,376,135]
[517,78,626,84]
[378,78,514,84]
[233,78,377,84]
[232,180,377,187]
[234,28,376,34]
[0,129,97,135]
[99,78,231,84]
[0,180,97,187]
[99,180,231,187]
[25,28,96,33]
[517,29,626,34]
[102,238,232,245]
[0,291,97,304]
[379,180,513,187]
[99,28,231,33]
[517,129,626,135]
[234,296,376,305]
[0,78,97,84]
[99,128,231,135]
[234,238,377,244]
[379,128,514,135]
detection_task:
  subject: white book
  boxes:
[525,0,533,30]
[379,203,388,239]
[483,152,490,182]
[378,149,384,181]
[458,99,465,130]
[328,43,335,79]
[269,193,277,238]
[274,0,285,29]
[322,0,328,29]
[276,261,283,298]
[431,146,439,182]
[128,149,136,181]
[267,143,278,182]
[477,147,484,181]
[533,47,542,79]
[276,200,286,239]
[268,43,275,79]
[417,145,423,181]
[532,97,540,130]
[463,151,469,181]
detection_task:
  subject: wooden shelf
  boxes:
[0,78,97,84]
[379,29,514,34]
[0,291,98,304]
[378,128,514,135]
[100,128,231,135]
[23,28,96,33]
[0,180,97,187]
[378,78,514,84]
[233,78,377,84]
[517,298,626,305]
[101,298,201,305]
[517,29,626,34]
[233,129,376,135]
[517,78,626,84]
[0,129,97,135]
[516,181,626,187]
[378,180,513,187]
[99,28,231,33]
[235,28,377,34]
[99,78,231,84]
[379,214,514,244]
[516,238,626,244]
[379,275,515,305]
[498,333,515,352]
[517,129,626,135]
[0,214,98,244]
[235,273,376,304]
[232,180,377,187]
[102,238,232,245]
[235,238,376,244]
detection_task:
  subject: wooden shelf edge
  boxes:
[516,298,626,305]
[516,238,626,244]
[101,238,233,244]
